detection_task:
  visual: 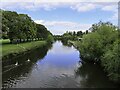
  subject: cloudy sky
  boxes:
[0,0,119,35]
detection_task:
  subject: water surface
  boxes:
[2,41,117,88]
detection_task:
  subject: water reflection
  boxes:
[2,44,52,88]
[2,41,118,88]
[75,63,118,88]
[61,40,72,47]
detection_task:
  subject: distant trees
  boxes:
[63,30,89,37]
[46,34,54,43]
[62,32,74,41]
[77,31,83,37]
[61,30,88,42]
[1,10,53,43]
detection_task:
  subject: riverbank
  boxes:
[69,39,120,84]
[68,40,80,49]
[3,41,118,88]
[1,40,47,60]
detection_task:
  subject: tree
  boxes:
[79,21,119,82]
[1,9,53,43]
[36,24,49,39]
[77,31,83,37]
[73,31,76,36]
[46,34,54,43]
[85,30,88,34]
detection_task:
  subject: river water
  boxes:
[2,41,118,88]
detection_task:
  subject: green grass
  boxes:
[0,39,10,44]
[1,40,47,58]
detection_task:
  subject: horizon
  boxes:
[0,0,119,35]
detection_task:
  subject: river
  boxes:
[2,41,118,88]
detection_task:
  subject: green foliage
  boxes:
[62,31,78,42]
[61,30,89,43]
[79,33,103,62]
[36,24,49,39]
[101,39,120,82]
[77,31,83,37]
[1,10,52,43]
[46,34,54,43]
[78,21,119,82]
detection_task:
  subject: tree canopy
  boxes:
[1,10,53,43]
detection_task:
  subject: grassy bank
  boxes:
[0,40,47,60]
[0,39,10,44]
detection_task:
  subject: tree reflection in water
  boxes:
[75,62,118,88]
[2,44,52,88]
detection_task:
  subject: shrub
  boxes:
[46,34,54,43]
[101,39,120,82]
[79,22,119,82]
[79,33,103,62]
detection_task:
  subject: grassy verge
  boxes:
[0,40,47,60]
[0,39,10,44]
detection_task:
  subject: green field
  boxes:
[0,39,47,58]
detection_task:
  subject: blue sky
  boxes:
[1,0,119,35]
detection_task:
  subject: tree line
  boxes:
[60,30,88,42]
[1,9,53,43]
[63,30,88,37]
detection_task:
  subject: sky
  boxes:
[0,0,119,35]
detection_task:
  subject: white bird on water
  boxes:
[15,62,18,66]
[27,59,30,62]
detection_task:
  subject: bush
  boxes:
[101,39,120,82]
[80,22,118,62]
[79,33,103,62]
[79,22,119,82]
[46,34,54,43]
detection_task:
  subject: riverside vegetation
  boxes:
[0,10,54,60]
[1,9,119,84]
[61,21,120,83]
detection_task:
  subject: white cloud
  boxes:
[0,2,34,10]
[0,1,118,34]
[1,2,66,11]
[101,5,117,12]
[70,3,97,12]
[1,1,118,12]
[1,0,119,2]
[1,0,34,2]
[33,2,64,11]
[34,20,91,35]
